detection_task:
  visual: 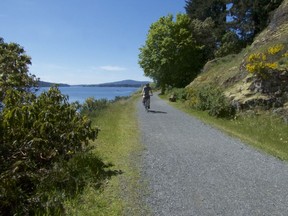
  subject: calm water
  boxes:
[37,86,139,104]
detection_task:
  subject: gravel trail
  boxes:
[137,94,288,216]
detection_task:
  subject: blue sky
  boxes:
[1,0,186,85]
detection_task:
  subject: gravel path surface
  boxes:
[137,94,288,216]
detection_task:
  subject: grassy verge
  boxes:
[161,95,288,161]
[65,96,149,215]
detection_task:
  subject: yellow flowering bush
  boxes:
[246,43,287,79]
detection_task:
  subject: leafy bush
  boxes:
[80,96,133,118]
[114,95,130,102]
[0,87,99,215]
[166,88,188,101]
[0,37,107,215]
[80,97,110,117]
[187,85,235,118]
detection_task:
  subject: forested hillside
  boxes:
[187,0,288,120]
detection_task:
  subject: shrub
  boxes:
[114,95,130,102]
[0,38,104,215]
[187,85,235,118]
[80,97,110,117]
[166,88,188,101]
[0,87,99,215]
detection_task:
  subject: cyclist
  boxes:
[142,83,153,109]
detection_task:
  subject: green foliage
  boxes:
[138,13,205,89]
[0,37,111,215]
[215,31,243,57]
[185,0,227,26]
[229,0,284,43]
[189,17,217,61]
[185,0,284,57]
[166,87,188,101]
[187,85,235,118]
[185,0,229,58]
[80,96,131,118]
[0,38,38,104]
[0,86,100,215]
[81,97,110,117]
[114,95,130,102]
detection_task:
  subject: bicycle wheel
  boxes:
[144,98,149,112]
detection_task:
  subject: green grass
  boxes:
[64,96,150,215]
[161,95,288,161]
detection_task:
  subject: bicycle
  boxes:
[143,94,152,112]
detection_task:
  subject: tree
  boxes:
[228,0,284,43]
[185,0,227,25]
[138,14,205,90]
[185,0,227,50]
[0,38,38,106]
[214,30,243,57]
[189,17,217,60]
[185,0,283,57]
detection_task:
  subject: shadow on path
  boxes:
[148,109,167,114]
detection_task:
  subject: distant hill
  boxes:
[38,81,70,87]
[87,80,149,87]
[39,80,150,88]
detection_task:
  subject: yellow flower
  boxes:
[265,62,278,69]
[246,63,256,73]
[267,44,284,55]
[248,53,260,62]
[261,53,267,61]
[282,52,288,57]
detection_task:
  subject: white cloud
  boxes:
[99,65,127,71]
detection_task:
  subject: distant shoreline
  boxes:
[39,79,149,88]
